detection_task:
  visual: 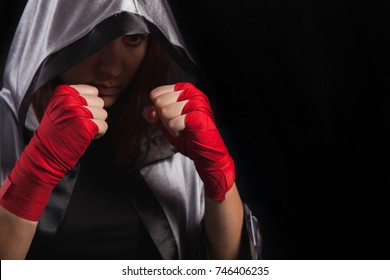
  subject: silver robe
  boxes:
[0,0,262,259]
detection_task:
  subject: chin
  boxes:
[102,96,117,108]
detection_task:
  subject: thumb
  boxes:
[142,105,158,123]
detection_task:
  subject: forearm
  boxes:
[147,83,243,258]
[0,205,37,259]
[204,183,244,259]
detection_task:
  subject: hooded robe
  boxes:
[0,0,261,259]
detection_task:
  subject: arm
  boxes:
[204,183,244,259]
[145,82,246,259]
[0,206,37,259]
[0,85,107,259]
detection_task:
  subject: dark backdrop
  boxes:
[0,1,26,87]
[1,0,390,259]
[168,0,390,260]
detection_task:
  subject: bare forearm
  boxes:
[0,206,37,259]
[204,183,244,259]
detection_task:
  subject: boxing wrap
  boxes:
[0,85,98,221]
[159,82,236,201]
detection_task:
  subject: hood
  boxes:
[0,0,200,131]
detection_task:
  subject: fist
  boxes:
[143,82,235,201]
[68,84,108,139]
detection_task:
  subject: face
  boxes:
[60,33,149,107]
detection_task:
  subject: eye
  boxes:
[123,34,147,45]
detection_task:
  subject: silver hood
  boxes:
[0,1,263,259]
[0,0,196,129]
[0,0,208,259]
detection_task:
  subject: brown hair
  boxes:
[32,35,183,173]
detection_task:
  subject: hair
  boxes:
[32,35,185,173]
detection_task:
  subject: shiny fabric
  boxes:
[0,0,262,259]
[0,0,190,122]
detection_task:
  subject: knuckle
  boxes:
[166,118,177,131]
[97,97,105,107]
[96,119,108,133]
[150,86,165,99]
[153,95,164,108]
[101,109,108,120]
[101,120,108,132]
[160,105,170,117]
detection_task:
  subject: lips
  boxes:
[94,84,122,97]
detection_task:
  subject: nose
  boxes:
[97,38,124,77]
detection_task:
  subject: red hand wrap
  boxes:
[0,85,97,221]
[160,82,235,201]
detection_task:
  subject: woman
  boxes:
[0,0,261,259]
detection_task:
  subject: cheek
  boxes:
[101,95,118,108]
[135,48,147,66]
[60,60,94,84]
[124,48,147,78]
[60,68,84,84]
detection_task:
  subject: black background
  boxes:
[1,0,390,259]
